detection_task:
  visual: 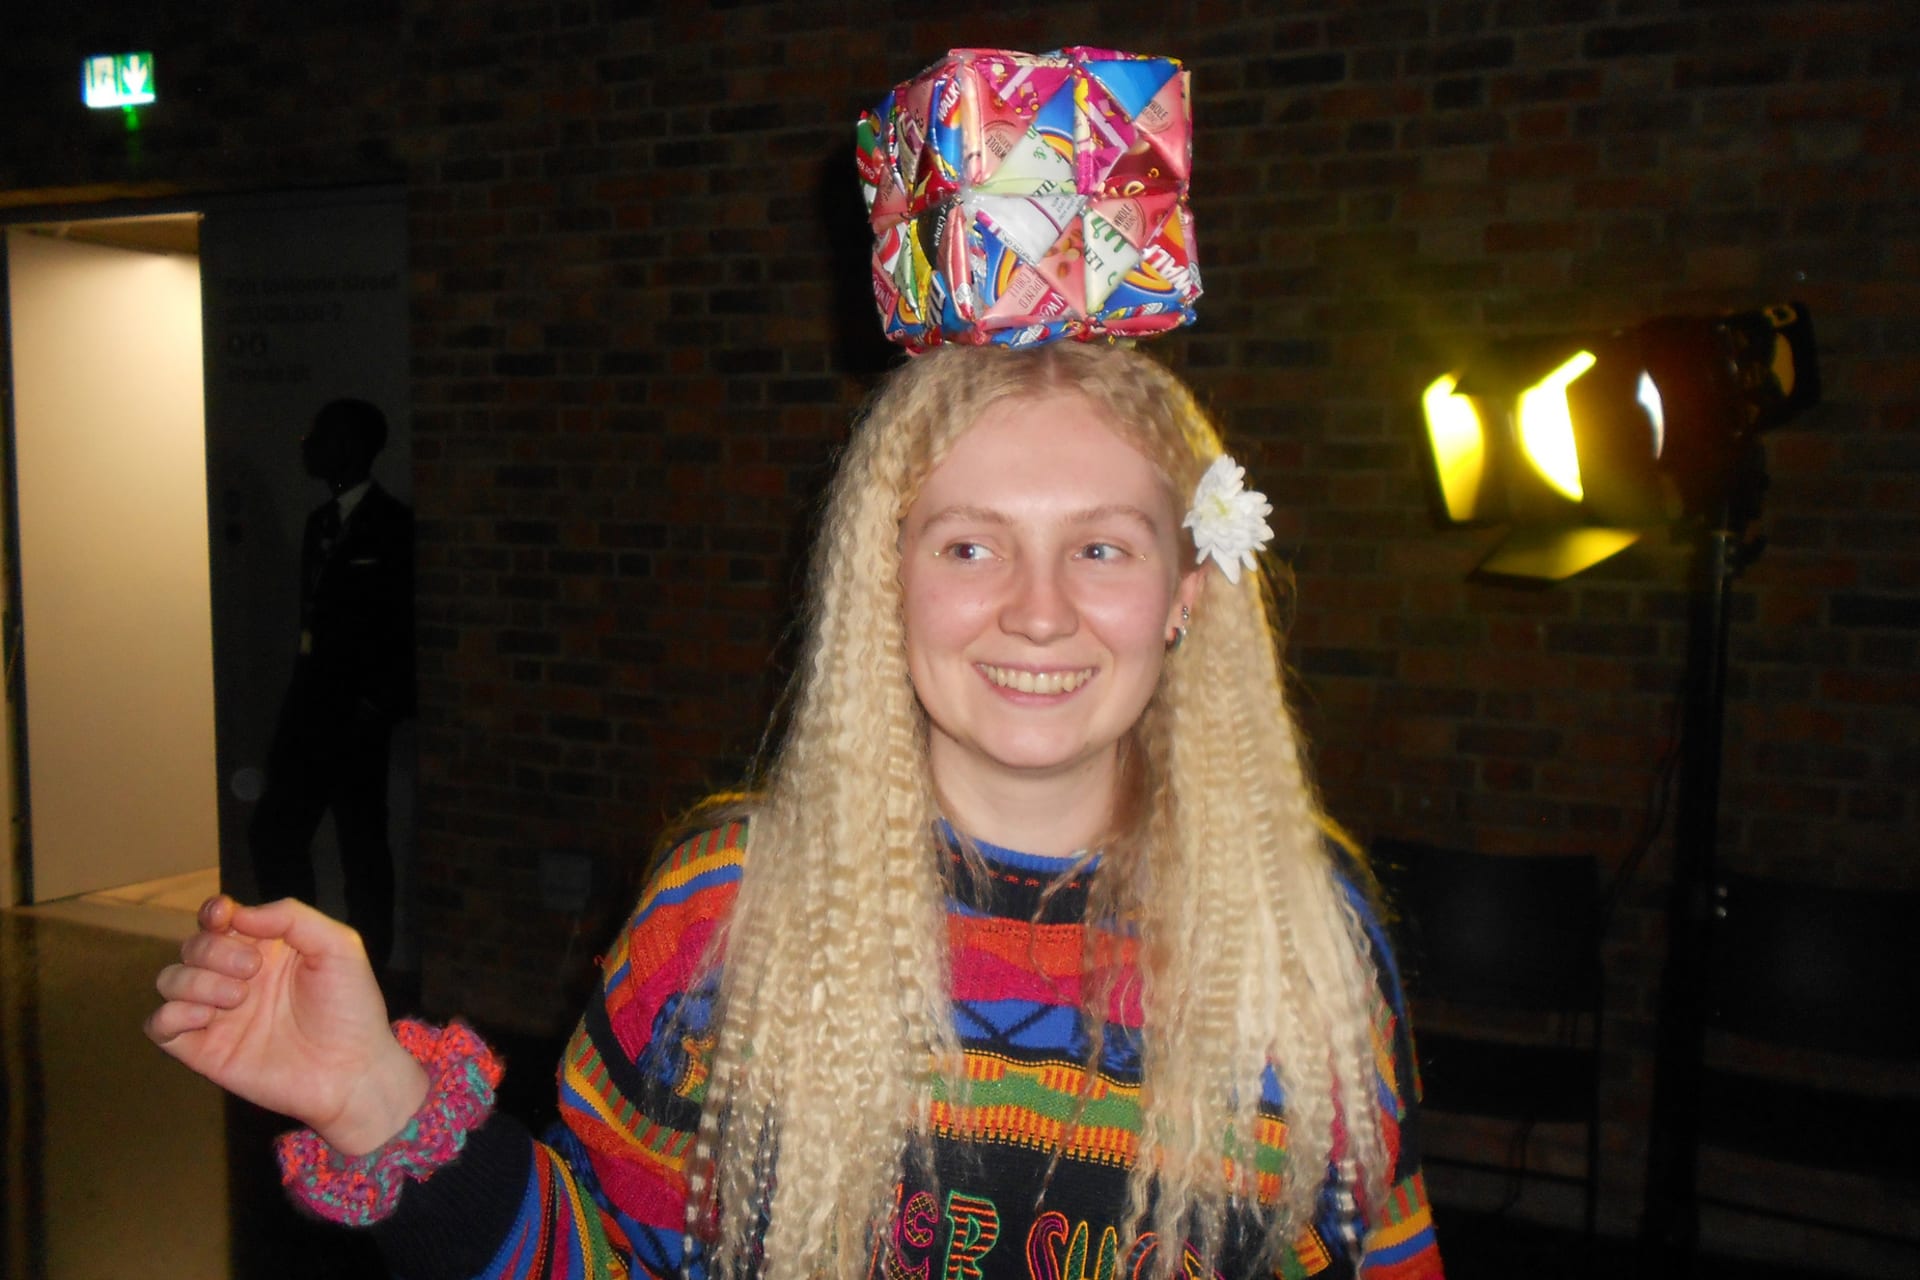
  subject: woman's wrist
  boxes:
[320,1036,433,1157]
[277,1019,504,1227]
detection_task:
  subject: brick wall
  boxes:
[4,0,1916,1248]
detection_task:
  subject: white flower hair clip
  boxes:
[1183,455,1273,585]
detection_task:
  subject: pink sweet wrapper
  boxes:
[857,47,1200,352]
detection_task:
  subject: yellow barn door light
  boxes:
[1421,371,1492,524]
[1516,350,1596,502]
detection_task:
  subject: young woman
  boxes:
[149,341,1442,1280]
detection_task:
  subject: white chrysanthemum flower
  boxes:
[1182,455,1273,585]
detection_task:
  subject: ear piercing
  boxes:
[1167,604,1190,653]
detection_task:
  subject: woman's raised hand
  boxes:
[146,895,428,1156]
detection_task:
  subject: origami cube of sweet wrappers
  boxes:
[857,47,1201,352]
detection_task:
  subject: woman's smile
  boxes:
[975,663,1097,696]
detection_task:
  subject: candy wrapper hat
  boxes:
[858,47,1201,353]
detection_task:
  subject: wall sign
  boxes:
[83,53,155,108]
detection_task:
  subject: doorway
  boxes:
[3,218,217,904]
[0,185,412,1280]
[0,189,414,968]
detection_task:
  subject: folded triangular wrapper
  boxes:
[858,47,1200,352]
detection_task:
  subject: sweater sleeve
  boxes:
[1343,876,1446,1279]
[372,824,747,1280]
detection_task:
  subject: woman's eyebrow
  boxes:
[915,503,1162,534]
[917,504,1011,529]
[1064,503,1162,533]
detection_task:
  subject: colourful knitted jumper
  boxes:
[369,823,1443,1279]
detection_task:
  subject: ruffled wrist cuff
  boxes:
[276,1018,505,1227]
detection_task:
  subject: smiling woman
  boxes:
[148,339,1443,1280]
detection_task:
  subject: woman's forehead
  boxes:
[909,393,1178,520]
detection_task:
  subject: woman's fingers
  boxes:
[154,959,250,1010]
[196,893,239,934]
[179,929,264,979]
[217,895,367,963]
[144,998,214,1047]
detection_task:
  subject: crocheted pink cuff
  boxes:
[276,1019,505,1227]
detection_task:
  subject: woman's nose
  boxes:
[999,560,1078,642]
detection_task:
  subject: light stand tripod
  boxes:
[1637,434,1770,1276]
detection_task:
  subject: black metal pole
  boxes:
[1639,435,1767,1274]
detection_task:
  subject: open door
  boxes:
[0,187,412,961]
[4,225,217,901]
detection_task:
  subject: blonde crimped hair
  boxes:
[690,342,1389,1280]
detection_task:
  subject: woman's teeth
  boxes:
[979,665,1094,695]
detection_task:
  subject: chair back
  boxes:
[1375,838,1602,1013]
[1707,872,1920,1060]
[1372,838,1608,1239]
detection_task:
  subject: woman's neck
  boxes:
[930,749,1115,859]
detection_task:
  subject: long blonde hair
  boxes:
[691,342,1388,1279]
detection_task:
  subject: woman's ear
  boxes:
[1174,565,1205,626]
[1166,566,1205,647]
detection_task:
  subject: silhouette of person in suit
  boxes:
[248,398,414,976]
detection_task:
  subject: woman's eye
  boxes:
[1078,542,1129,562]
[942,541,988,562]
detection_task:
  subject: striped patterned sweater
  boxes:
[373,823,1443,1280]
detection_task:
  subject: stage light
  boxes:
[1638,371,1666,456]
[1418,302,1818,581]
[1517,349,1596,502]
[1421,371,1489,523]
[1421,304,1825,1256]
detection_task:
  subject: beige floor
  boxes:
[3,879,231,1279]
[18,866,218,940]
[2,865,391,1279]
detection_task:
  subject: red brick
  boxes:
[1481,759,1535,791]
[1486,219,1591,252]
[1513,105,1572,141]
[1490,140,1600,181]
[1766,2,1913,40]
[1820,670,1920,704]
[1401,650,1463,685]
[1765,85,1898,123]
[1321,84,1427,118]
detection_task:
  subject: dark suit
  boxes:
[249,482,414,970]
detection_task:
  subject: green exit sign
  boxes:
[83,53,155,108]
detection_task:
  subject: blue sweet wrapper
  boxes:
[857,47,1201,352]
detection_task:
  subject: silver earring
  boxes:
[1166,604,1190,653]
